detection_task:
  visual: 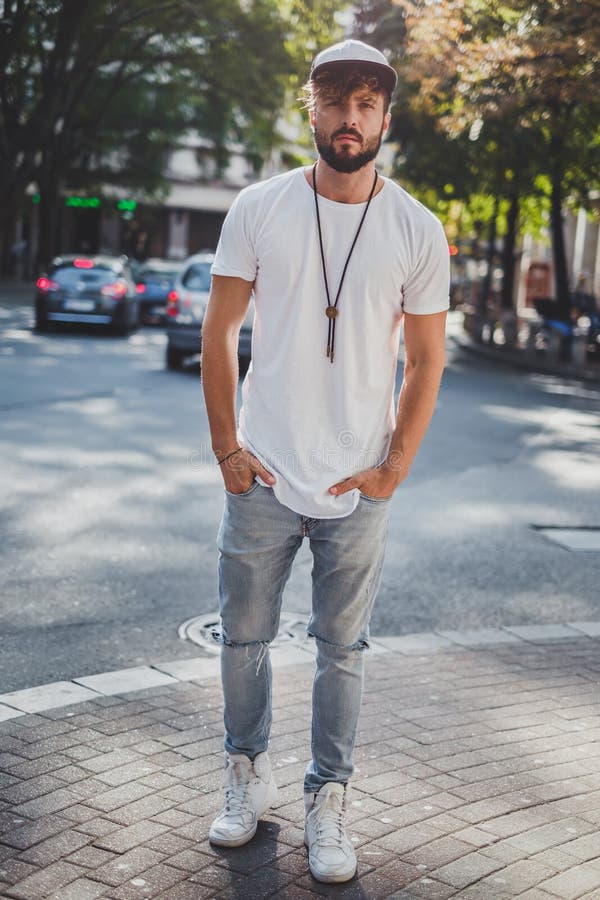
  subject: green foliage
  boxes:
[0,0,342,230]
[353,0,599,306]
[282,0,345,91]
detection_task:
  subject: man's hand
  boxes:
[220,447,276,495]
[328,455,408,499]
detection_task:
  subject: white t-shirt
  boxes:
[211,167,449,518]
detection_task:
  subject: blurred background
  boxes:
[1,2,599,693]
[1,0,599,330]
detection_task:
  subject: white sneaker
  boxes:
[209,751,278,847]
[304,782,357,883]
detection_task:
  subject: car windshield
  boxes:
[182,263,211,292]
[51,265,120,287]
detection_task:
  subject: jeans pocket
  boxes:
[225,479,259,498]
[359,492,392,503]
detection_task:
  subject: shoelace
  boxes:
[312,792,346,847]
[223,761,253,823]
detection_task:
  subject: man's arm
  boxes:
[330,310,447,498]
[201,274,275,493]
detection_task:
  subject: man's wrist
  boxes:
[216,447,242,466]
[212,438,240,461]
[380,451,409,485]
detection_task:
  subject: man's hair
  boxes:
[300,68,391,114]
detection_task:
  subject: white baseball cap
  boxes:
[310,39,397,95]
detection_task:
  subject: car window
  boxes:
[51,265,120,287]
[182,263,211,291]
[140,268,180,280]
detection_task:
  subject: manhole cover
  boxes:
[534,526,600,552]
[179,611,311,654]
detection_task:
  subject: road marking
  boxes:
[536,526,600,552]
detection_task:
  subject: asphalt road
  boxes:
[1,304,599,693]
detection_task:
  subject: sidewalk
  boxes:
[2,627,600,899]
[450,329,600,385]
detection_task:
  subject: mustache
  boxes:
[332,127,362,142]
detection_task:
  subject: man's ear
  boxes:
[383,112,391,135]
[309,108,316,131]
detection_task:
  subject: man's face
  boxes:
[310,84,390,174]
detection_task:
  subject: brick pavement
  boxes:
[1,636,600,899]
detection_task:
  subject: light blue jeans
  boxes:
[216,482,390,792]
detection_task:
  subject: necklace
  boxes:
[312,162,378,363]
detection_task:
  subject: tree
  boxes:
[352,0,600,317]
[0,0,340,270]
[1,2,192,264]
[398,0,600,317]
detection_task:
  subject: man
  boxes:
[201,40,449,884]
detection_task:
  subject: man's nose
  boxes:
[340,106,361,127]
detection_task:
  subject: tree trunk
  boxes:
[477,194,499,315]
[0,189,24,276]
[501,191,519,310]
[36,177,63,271]
[549,136,571,321]
[0,218,14,277]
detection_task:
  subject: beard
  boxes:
[314,125,384,174]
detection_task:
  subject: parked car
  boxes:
[34,255,139,334]
[165,252,253,370]
[135,258,183,324]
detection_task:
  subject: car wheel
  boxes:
[166,345,184,370]
[111,309,131,336]
[131,302,141,330]
[34,317,49,332]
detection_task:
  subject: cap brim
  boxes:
[310,59,397,95]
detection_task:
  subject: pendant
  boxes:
[325,306,338,319]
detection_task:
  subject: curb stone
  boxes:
[2,628,600,897]
[2,621,600,721]
[449,333,600,385]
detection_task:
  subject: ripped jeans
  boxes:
[216,482,390,792]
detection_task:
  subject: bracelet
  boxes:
[217,447,243,466]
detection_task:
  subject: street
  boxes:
[1,303,599,694]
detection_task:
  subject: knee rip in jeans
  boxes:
[309,630,369,653]
[216,631,271,675]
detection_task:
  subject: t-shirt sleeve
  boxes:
[402,219,450,315]
[211,192,257,282]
